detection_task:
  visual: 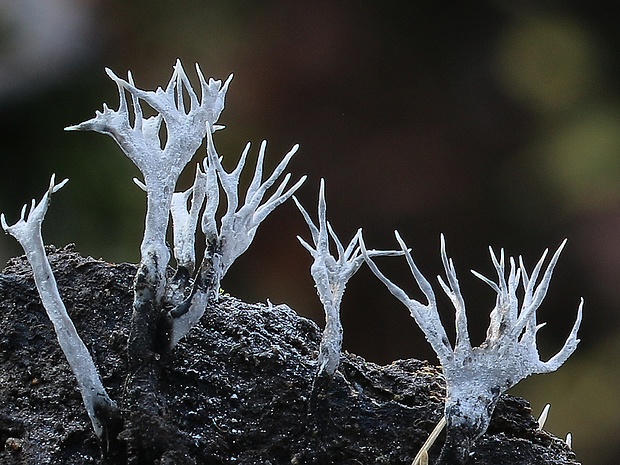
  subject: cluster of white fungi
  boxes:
[1,61,582,462]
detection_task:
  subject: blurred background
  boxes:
[1,1,619,462]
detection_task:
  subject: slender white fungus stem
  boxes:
[170,164,208,274]
[294,179,402,376]
[1,176,116,439]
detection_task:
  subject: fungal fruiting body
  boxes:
[1,176,116,439]
[294,179,401,377]
[168,129,306,348]
[361,232,582,462]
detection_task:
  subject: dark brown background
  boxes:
[1,2,619,463]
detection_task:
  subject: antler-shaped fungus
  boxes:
[66,60,232,301]
[1,176,117,439]
[203,128,306,276]
[168,127,306,348]
[360,232,582,464]
[294,179,401,377]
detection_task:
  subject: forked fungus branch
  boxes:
[1,176,117,439]
[360,232,582,463]
[294,179,401,377]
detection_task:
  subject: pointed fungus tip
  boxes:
[56,178,70,191]
[537,403,551,430]
[104,67,116,79]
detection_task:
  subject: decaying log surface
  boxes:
[0,245,579,464]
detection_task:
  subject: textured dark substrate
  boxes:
[0,245,579,464]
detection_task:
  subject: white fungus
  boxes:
[1,175,116,438]
[361,232,582,448]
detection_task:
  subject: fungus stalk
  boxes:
[294,179,401,377]
[66,60,232,305]
[169,165,207,278]
[167,127,306,348]
[135,164,208,305]
[66,61,232,360]
[1,176,117,439]
[360,232,582,464]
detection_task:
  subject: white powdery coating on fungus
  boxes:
[1,175,116,438]
[294,179,402,377]
[168,128,306,348]
[66,60,232,300]
[361,232,582,441]
[169,165,208,275]
[202,129,306,277]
